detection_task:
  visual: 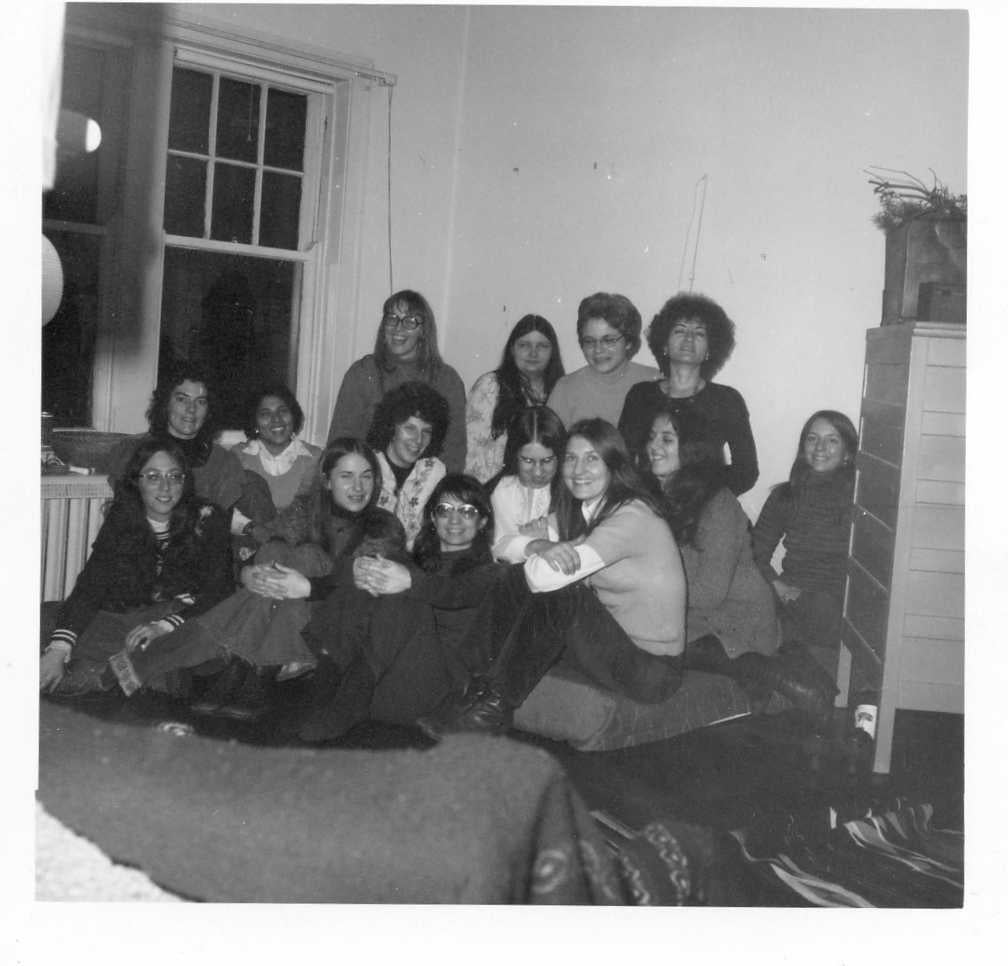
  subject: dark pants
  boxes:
[462,566,684,708]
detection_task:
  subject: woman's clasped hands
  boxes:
[353,555,413,597]
[241,561,312,600]
[528,538,583,575]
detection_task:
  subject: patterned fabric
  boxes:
[464,371,548,483]
[729,800,963,907]
[375,451,446,550]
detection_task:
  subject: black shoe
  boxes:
[429,685,513,737]
[415,678,490,741]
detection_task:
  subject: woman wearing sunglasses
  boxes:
[545,292,658,429]
[39,438,232,695]
[326,289,467,472]
[293,474,503,742]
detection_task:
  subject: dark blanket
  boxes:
[38,701,632,904]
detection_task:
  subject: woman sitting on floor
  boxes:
[642,405,836,722]
[488,405,566,562]
[264,474,503,742]
[360,418,688,738]
[365,380,450,550]
[40,438,232,696]
[107,438,406,719]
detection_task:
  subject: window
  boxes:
[42,8,387,439]
[158,49,327,427]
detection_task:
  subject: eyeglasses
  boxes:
[383,313,424,331]
[433,503,481,520]
[579,334,625,351]
[137,470,187,486]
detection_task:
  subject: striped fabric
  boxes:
[729,800,963,907]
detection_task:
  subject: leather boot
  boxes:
[731,652,834,725]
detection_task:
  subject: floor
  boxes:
[54,677,965,837]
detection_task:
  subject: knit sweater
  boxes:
[49,502,233,650]
[751,469,855,596]
[232,438,321,511]
[678,488,779,657]
[618,380,759,496]
[326,355,467,472]
[546,361,659,429]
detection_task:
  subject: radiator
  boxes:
[40,475,113,602]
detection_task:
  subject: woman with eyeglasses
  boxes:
[292,474,502,741]
[39,438,232,696]
[365,380,451,550]
[464,314,565,482]
[362,420,687,739]
[106,361,277,545]
[326,290,467,472]
[488,406,566,562]
[618,292,758,496]
[106,438,407,719]
[545,292,658,429]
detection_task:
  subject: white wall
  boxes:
[173,4,968,516]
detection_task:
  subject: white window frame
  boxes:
[78,11,394,444]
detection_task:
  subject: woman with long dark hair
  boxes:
[464,314,565,482]
[642,405,835,720]
[106,361,275,544]
[326,290,468,471]
[752,410,864,730]
[488,406,567,562]
[377,419,689,737]
[40,438,232,695]
[108,439,406,712]
[291,474,502,741]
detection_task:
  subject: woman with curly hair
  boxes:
[326,290,467,472]
[40,438,232,696]
[106,362,276,546]
[365,380,451,549]
[464,314,565,482]
[618,291,758,495]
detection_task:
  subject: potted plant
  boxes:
[866,167,966,325]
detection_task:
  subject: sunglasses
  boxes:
[433,503,482,521]
[137,470,187,486]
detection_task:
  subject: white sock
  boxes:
[853,704,877,740]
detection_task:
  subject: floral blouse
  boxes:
[464,371,547,483]
[375,451,446,550]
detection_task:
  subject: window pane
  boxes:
[42,231,102,425]
[210,163,255,243]
[265,88,306,171]
[168,68,212,154]
[260,172,302,249]
[216,78,260,163]
[164,156,207,236]
[159,248,300,429]
[43,43,106,223]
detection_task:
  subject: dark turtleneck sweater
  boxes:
[751,468,855,596]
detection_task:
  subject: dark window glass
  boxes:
[164,156,207,236]
[210,163,256,243]
[264,88,306,171]
[216,78,260,163]
[43,43,106,223]
[159,249,299,428]
[168,68,212,153]
[42,231,102,425]
[260,172,302,249]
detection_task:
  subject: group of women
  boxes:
[41,286,866,748]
